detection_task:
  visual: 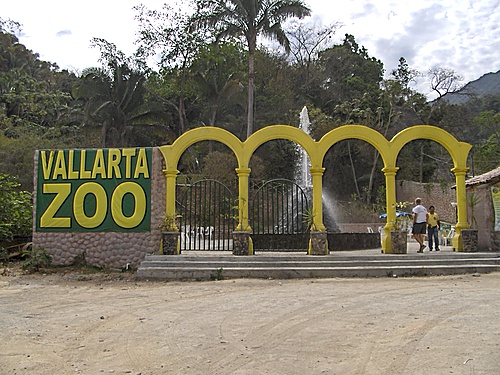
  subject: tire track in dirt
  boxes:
[158,282,424,374]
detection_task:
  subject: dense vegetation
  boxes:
[1,3,499,240]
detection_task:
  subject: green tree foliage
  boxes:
[72,39,166,147]
[0,31,79,133]
[471,111,500,173]
[2,11,500,213]
[0,173,32,241]
[0,30,84,189]
[307,34,384,115]
[193,0,310,138]
[190,42,246,129]
[135,3,206,135]
[254,48,297,130]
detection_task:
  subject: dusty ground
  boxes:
[0,264,499,375]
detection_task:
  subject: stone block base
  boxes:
[310,231,329,255]
[233,231,251,255]
[461,229,478,252]
[391,231,408,254]
[162,232,180,255]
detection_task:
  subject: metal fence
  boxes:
[177,180,236,251]
[250,179,310,251]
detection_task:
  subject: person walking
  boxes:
[427,205,441,251]
[412,198,428,253]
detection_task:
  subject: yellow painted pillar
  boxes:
[310,167,327,231]
[382,166,399,253]
[451,167,470,251]
[163,169,179,230]
[235,167,251,232]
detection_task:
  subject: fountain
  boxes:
[297,106,340,233]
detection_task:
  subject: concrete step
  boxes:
[136,252,500,280]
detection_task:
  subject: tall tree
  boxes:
[428,67,464,99]
[190,42,245,127]
[193,0,310,139]
[134,4,206,135]
[308,34,384,114]
[286,20,341,82]
[72,39,163,147]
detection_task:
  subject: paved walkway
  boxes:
[183,243,458,257]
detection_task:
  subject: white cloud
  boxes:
[2,0,499,99]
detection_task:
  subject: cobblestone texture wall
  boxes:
[396,180,456,223]
[32,148,165,269]
[468,184,499,251]
[398,180,500,251]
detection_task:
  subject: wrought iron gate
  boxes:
[250,179,310,251]
[177,180,236,251]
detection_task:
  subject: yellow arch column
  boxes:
[310,167,327,232]
[233,167,253,255]
[235,167,252,232]
[163,168,179,227]
[162,168,180,255]
[451,167,470,251]
[381,166,399,253]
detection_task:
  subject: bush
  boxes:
[21,245,52,273]
[0,173,32,241]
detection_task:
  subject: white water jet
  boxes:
[298,106,312,189]
[297,106,340,232]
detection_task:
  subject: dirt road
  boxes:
[0,267,499,375]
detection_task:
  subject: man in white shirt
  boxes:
[412,198,428,253]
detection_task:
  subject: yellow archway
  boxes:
[158,124,471,254]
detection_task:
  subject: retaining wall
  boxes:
[32,148,165,269]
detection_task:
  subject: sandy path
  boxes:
[0,270,499,375]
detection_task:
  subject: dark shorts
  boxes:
[412,222,427,235]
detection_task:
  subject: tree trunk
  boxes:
[178,66,188,135]
[101,120,109,148]
[246,40,256,140]
[366,149,380,204]
[419,143,424,183]
[348,141,361,198]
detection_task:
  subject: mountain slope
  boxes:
[441,70,500,105]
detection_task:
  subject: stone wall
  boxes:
[32,148,165,269]
[337,223,385,233]
[327,233,381,251]
[396,180,456,223]
[467,183,500,251]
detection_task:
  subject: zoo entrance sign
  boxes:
[36,148,151,232]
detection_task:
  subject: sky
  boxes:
[2,0,499,100]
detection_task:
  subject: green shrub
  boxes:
[21,245,51,273]
[0,173,32,241]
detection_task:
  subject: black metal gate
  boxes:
[250,179,310,251]
[177,180,236,251]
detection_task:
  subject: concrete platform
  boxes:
[136,244,500,280]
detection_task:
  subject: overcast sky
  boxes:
[2,0,499,100]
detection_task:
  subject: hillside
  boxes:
[441,70,500,105]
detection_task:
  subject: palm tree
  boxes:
[190,43,246,127]
[193,0,310,139]
[73,39,166,147]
